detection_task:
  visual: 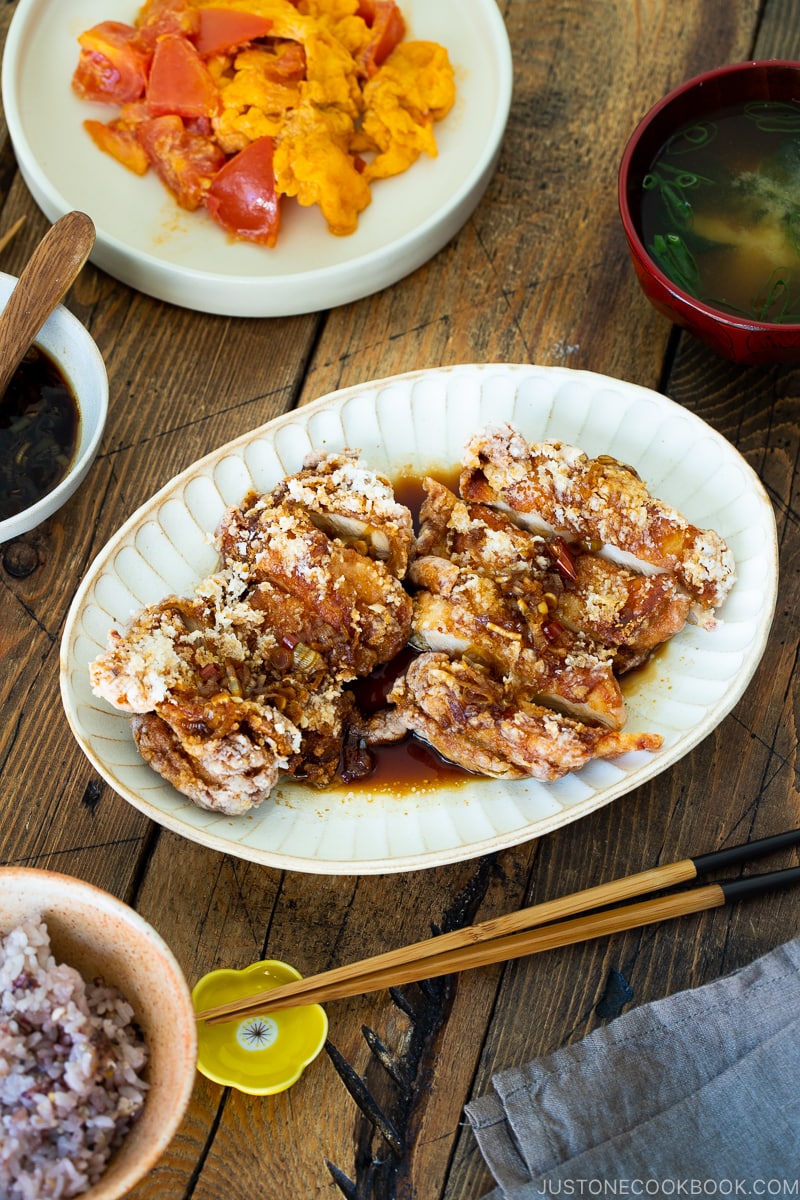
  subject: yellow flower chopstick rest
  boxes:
[192,959,328,1095]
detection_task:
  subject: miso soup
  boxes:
[639,99,800,322]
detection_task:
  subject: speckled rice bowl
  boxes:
[0,869,197,1200]
[1,917,148,1198]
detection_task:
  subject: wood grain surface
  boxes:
[1,1,798,1197]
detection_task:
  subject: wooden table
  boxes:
[2,1,799,1195]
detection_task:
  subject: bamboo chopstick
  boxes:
[194,828,800,1025]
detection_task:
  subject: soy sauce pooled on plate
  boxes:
[0,345,79,520]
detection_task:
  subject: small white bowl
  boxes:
[0,867,198,1200]
[0,269,108,543]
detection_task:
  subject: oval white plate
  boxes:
[2,0,512,317]
[60,364,778,875]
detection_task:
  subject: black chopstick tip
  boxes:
[693,828,800,876]
[720,865,800,905]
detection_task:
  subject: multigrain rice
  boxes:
[0,917,149,1199]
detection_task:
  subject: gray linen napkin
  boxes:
[465,937,800,1195]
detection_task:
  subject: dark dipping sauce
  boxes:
[340,469,475,796]
[346,645,474,793]
[0,345,79,521]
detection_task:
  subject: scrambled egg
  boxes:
[195,0,456,233]
[357,41,457,182]
[274,101,371,235]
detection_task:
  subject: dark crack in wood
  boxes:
[325,1040,406,1158]
[386,986,417,1020]
[326,1159,363,1200]
[326,852,504,1199]
[81,778,104,815]
[361,1026,414,1094]
[595,966,634,1020]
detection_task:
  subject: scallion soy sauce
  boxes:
[0,346,79,521]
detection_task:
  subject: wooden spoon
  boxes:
[0,210,96,400]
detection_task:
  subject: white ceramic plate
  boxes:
[60,364,778,875]
[2,0,512,317]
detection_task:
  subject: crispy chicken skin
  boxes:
[415,477,691,669]
[88,586,282,716]
[460,424,736,624]
[88,573,348,813]
[408,555,626,729]
[268,449,415,578]
[369,653,662,781]
[131,704,298,817]
[90,450,415,814]
[558,550,692,672]
[415,477,556,581]
[219,497,412,677]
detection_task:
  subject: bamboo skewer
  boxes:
[194,828,800,1025]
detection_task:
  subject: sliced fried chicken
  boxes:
[88,578,284,716]
[218,495,412,678]
[556,549,692,672]
[460,424,735,625]
[90,433,713,809]
[416,476,691,671]
[410,479,625,729]
[415,477,556,582]
[408,555,625,729]
[90,460,415,812]
[269,449,415,577]
[374,652,662,781]
[89,569,346,812]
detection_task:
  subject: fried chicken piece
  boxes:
[371,653,662,781]
[218,494,413,678]
[416,477,691,671]
[411,480,625,727]
[415,477,557,582]
[270,449,415,577]
[91,453,414,813]
[88,567,350,811]
[460,424,736,625]
[88,583,280,715]
[131,698,300,816]
[408,556,625,729]
[557,549,692,672]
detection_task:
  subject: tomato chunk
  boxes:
[205,137,281,246]
[357,2,406,76]
[146,34,220,119]
[72,21,150,104]
[195,9,274,56]
[139,115,227,209]
[264,40,306,81]
[84,117,149,175]
[137,0,200,45]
